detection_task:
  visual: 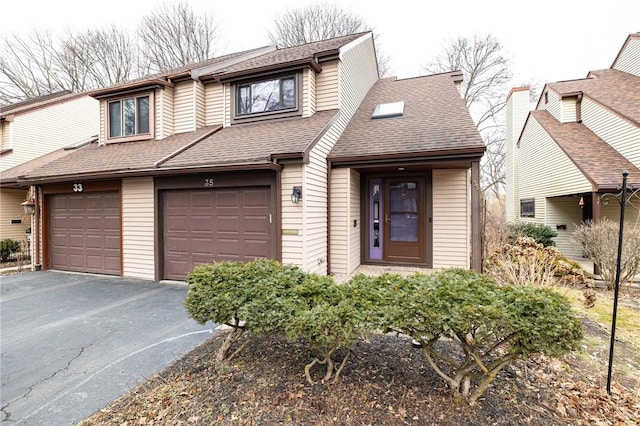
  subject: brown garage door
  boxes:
[162,187,273,280]
[48,192,121,275]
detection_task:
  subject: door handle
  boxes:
[385,213,390,223]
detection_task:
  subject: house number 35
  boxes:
[204,178,214,187]
[73,183,83,192]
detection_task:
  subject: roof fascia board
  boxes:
[329,147,486,167]
[90,80,172,99]
[212,58,322,83]
[338,32,372,61]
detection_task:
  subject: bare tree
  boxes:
[137,1,220,73]
[268,2,390,77]
[423,34,513,197]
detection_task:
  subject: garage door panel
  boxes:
[48,192,121,276]
[162,186,273,280]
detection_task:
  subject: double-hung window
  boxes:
[108,94,151,140]
[235,75,297,118]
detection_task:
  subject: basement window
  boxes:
[372,101,404,119]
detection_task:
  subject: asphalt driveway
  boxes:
[1,271,216,425]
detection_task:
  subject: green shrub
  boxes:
[0,239,21,262]
[506,222,557,247]
[382,268,583,405]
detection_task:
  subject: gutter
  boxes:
[329,147,486,167]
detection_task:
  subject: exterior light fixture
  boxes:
[291,186,302,204]
[578,196,584,208]
[21,199,36,215]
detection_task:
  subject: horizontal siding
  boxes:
[540,89,561,122]
[1,121,10,151]
[0,96,98,171]
[205,83,224,126]
[160,86,174,139]
[545,196,584,258]
[348,169,361,273]
[302,68,317,118]
[329,168,349,275]
[0,189,31,241]
[122,178,155,280]
[601,197,640,228]
[281,164,303,267]
[315,60,339,111]
[173,80,195,133]
[433,169,469,268]
[195,81,205,128]
[614,38,640,76]
[505,90,529,223]
[560,98,577,123]
[582,98,640,168]
[519,117,592,207]
[224,83,231,127]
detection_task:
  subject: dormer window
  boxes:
[234,74,299,121]
[107,93,153,141]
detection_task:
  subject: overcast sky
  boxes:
[2,0,638,87]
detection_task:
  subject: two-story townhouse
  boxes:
[18,32,484,280]
[505,32,640,259]
[0,92,98,246]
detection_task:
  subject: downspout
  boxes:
[274,159,283,262]
[326,159,332,276]
[576,93,583,123]
[470,161,482,272]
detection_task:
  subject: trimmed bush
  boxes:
[381,269,583,405]
[506,222,557,247]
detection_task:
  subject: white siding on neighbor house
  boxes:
[281,164,304,267]
[546,196,584,258]
[195,81,205,129]
[303,68,317,118]
[174,81,196,133]
[303,34,377,274]
[316,60,339,111]
[0,189,30,241]
[432,169,469,268]
[205,83,224,126]
[505,89,530,223]
[156,86,174,139]
[540,89,561,122]
[519,117,592,205]
[328,168,360,276]
[582,97,640,168]
[121,178,156,280]
[614,37,640,77]
[560,98,577,123]
[0,96,98,171]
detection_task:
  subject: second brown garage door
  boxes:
[48,192,121,275]
[161,187,273,280]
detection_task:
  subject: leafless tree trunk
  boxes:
[137,1,220,73]
[268,3,390,77]
[423,34,513,197]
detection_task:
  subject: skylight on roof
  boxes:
[372,101,404,119]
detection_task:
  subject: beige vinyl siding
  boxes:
[281,164,304,267]
[505,89,530,223]
[1,121,10,151]
[581,97,640,167]
[613,37,640,76]
[98,101,106,145]
[195,81,205,128]
[519,117,592,206]
[224,83,231,127]
[0,189,30,241]
[205,83,224,126]
[156,86,174,139]
[0,96,98,171]
[121,178,155,280]
[303,68,317,118]
[328,168,360,276]
[546,196,584,258]
[302,34,377,274]
[174,80,196,133]
[560,98,577,123]
[601,198,640,228]
[432,169,469,268]
[540,89,561,121]
[316,60,339,111]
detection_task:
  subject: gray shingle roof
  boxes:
[329,73,485,161]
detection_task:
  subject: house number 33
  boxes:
[204,178,215,187]
[72,183,83,192]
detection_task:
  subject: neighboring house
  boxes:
[16,32,485,280]
[505,32,640,259]
[0,92,98,246]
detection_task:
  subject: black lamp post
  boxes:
[601,170,640,394]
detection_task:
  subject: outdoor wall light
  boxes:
[578,196,585,208]
[291,186,302,204]
[21,199,35,215]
